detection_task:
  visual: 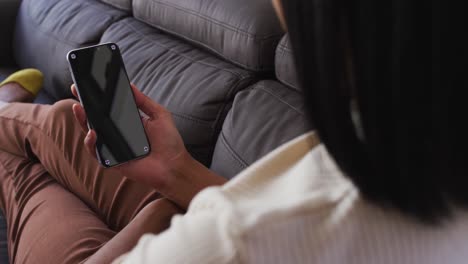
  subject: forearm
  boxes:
[163,153,228,210]
[86,198,182,264]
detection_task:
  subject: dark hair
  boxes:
[281,0,468,223]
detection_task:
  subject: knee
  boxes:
[49,99,77,120]
[45,99,80,130]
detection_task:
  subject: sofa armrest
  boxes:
[0,0,22,67]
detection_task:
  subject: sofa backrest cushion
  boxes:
[210,80,311,179]
[13,0,127,99]
[275,35,300,91]
[100,0,132,12]
[101,18,257,165]
[132,0,284,72]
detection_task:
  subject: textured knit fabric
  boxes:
[115,132,468,263]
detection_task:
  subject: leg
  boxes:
[0,151,115,264]
[0,77,172,262]
[0,99,161,231]
[0,83,35,103]
[0,68,43,103]
[0,82,35,110]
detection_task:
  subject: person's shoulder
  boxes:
[181,132,360,262]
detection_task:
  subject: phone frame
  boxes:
[66,42,151,168]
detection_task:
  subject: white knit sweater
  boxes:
[115,132,468,263]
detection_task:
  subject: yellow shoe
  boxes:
[0,69,44,97]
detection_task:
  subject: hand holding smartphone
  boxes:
[67,43,151,168]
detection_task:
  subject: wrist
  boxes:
[163,151,227,209]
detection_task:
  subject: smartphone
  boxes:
[67,43,150,168]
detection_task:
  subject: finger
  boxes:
[131,84,166,119]
[131,84,145,106]
[71,84,79,99]
[72,103,89,133]
[84,130,97,159]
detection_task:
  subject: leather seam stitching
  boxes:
[25,0,124,46]
[171,112,212,126]
[255,84,304,115]
[101,0,130,11]
[275,43,298,90]
[211,76,255,149]
[147,0,282,39]
[130,17,273,72]
[123,20,251,79]
[219,132,248,168]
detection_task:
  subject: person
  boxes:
[0,67,226,263]
[1,0,468,263]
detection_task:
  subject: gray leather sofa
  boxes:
[0,0,309,262]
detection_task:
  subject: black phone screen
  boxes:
[67,43,150,167]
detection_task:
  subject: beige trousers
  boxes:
[0,100,174,263]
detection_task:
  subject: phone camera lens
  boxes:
[70,54,76,59]
[105,160,111,166]
[111,45,116,50]
[144,146,149,152]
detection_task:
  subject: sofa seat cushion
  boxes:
[210,80,311,179]
[133,0,284,72]
[13,0,127,100]
[101,18,257,166]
